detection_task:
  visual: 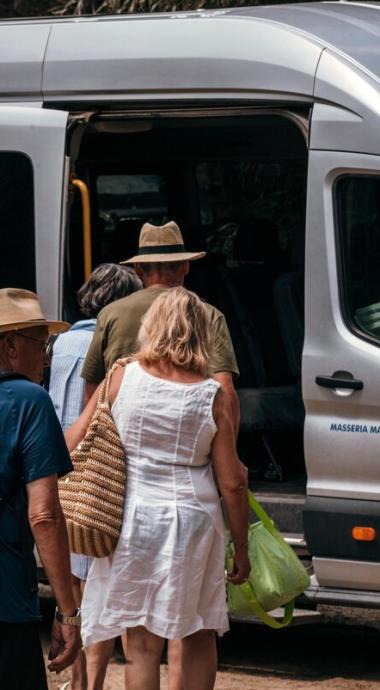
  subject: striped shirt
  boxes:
[49,319,96,580]
[49,319,96,431]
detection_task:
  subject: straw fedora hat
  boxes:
[0,288,70,335]
[121,221,206,264]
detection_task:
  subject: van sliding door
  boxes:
[0,107,68,319]
[304,149,380,596]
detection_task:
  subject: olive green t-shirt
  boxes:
[81,287,239,384]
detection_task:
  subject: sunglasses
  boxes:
[14,332,54,356]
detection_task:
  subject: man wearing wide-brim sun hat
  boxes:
[82,220,240,433]
[0,288,81,690]
[122,220,206,263]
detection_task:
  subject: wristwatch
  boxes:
[55,607,81,627]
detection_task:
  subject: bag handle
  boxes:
[239,579,295,629]
[247,489,278,537]
[102,357,129,407]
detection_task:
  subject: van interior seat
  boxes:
[272,271,304,380]
[238,384,304,433]
[236,261,305,478]
[237,260,305,435]
[232,219,292,386]
[355,302,380,336]
[187,248,268,388]
[225,220,305,477]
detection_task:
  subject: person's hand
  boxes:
[227,547,251,585]
[48,619,82,673]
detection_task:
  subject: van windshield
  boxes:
[97,174,168,226]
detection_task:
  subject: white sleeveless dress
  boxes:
[81,361,229,645]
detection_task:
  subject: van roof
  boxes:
[1,2,380,105]
[235,2,380,83]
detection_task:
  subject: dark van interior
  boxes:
[65,111,308,485]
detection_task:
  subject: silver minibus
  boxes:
[2,1,380,619]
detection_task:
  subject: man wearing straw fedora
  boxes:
[0,288,81,690]
[82,221,240,433]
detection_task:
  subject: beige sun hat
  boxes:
[0,288,70,335]
[121,221,206,264]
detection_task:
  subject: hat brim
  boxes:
[121,251,206,264]
[0,319,70,335]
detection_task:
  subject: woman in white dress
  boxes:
[66,287,250,690]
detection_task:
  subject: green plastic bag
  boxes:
[226,490,310,628]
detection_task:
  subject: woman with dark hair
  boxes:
[49,263,142,690]
[50,263,142,431]
[77,263,142,322]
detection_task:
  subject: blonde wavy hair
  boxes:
[137,287,213,377]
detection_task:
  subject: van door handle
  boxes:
[316,375,363,390]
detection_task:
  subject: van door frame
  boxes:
[0,106,68,319]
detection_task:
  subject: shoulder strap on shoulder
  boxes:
[103,357,130,403]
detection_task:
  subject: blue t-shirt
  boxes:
[0,377,73,623]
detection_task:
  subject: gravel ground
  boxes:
[40,635,380,690]
[39,596,380,690]
[44,658,380,690]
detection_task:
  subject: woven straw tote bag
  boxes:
[59,358,127,557]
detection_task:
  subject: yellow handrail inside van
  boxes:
[71,176,92,280]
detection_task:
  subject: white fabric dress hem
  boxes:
[82,612,230,647]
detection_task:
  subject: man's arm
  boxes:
[27,475,81,672]
[81,315,107,405]
[214,371,240,438]
[81,313,108,401]
[209,310,240,436]
[83,381,98,407]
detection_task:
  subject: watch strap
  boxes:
[55,606,81,626]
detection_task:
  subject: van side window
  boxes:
[337,175,380,340]
[0,152,35,291]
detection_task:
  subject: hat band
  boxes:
[138,244,186,255]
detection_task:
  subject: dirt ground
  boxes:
[43,650,380,690]
[41,611,380,690]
